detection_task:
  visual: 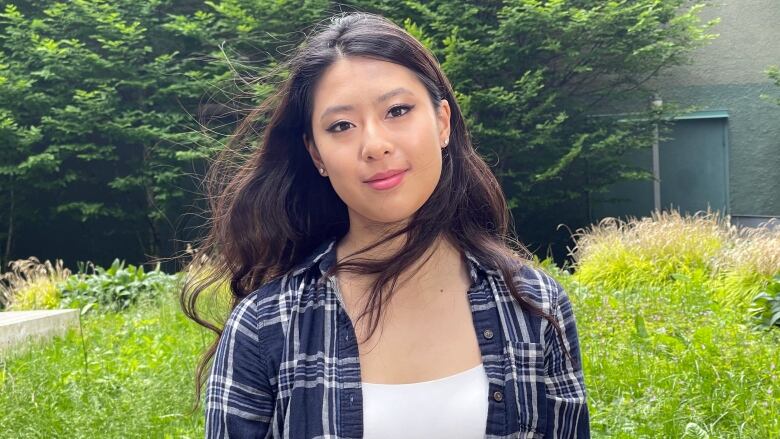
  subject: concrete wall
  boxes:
[649,0,780,216]
[0,309,79,357]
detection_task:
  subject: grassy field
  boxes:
[1,212,778,438]
[2,275,777,438]
[0,292,207,438]
[559,269,780,438]
[562,211,780,438]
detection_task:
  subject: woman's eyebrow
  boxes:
[375,87,413,103]
[319,87,413,122]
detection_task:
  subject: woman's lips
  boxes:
[365,170,406,190]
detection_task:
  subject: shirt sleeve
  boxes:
[543,283,591,437]
[205,293,274,438]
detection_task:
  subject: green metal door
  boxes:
[660,117,729,214]
[590,113,729,220]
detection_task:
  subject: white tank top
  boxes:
[361,363,489,439]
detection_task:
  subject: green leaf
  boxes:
[634,314,649,338]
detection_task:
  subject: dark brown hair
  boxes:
[181,11,567,408]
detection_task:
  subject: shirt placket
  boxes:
[466,274,510,436]
[329,274,364,439]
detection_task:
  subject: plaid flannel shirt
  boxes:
[206,237,590,438]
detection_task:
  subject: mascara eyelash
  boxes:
[326,104,414,133]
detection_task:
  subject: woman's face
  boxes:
[304,56,451,230]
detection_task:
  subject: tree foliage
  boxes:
[0,0,716,266]
[767,65,780,106]
[346,0,716,249]
[0,0,209,265]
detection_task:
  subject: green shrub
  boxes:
[749,274,780,330]
[59,259,181,312]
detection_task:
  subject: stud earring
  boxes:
[443,139,449,148]
[319,167,325,175]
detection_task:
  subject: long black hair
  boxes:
[181,11,566,407]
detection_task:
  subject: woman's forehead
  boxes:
[312,57,425,111]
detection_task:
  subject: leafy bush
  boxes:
[0,258,71,310]
[750,274,780,330]
[59,259,181,312]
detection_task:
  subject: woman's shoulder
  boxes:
[231,239,337,329]
[222,275,287,338]
[517,262,567,304]
[492,257,568,318]
[232,270,306,330]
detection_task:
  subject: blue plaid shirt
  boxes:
[206,238,590,438]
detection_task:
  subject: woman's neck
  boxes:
[336,229,463,289]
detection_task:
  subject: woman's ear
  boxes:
[437,99,451,146]
[303,134,326,175]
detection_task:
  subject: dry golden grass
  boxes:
[714,222,780,306]
[569,209,780,307]
[570,210,728,289]
[0,257,71,310]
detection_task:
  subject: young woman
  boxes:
[183,11,590,439]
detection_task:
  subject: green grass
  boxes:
[0,292,208,438]
[1,210,778,437]
[561,270,780,438]
[3,276,778,438]
[556,209,780,438]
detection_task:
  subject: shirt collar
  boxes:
[289,236,495,285]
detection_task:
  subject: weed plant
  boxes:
[59,259,180,312]
[749,275,780,330]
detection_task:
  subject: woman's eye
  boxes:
[388,104,413,118]
[327,121,354,133]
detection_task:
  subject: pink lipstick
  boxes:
[365,170,406,190]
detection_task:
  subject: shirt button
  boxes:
[492,390,504,402]
[482,328,494,340]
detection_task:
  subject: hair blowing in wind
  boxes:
[179,12,568,407]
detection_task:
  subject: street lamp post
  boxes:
[651,94,663,212]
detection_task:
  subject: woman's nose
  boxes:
[360,122,394,161]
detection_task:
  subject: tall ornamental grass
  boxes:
[570,210,780,309]
[563,209,780,437]
[0,258,71,310]
[715,224,780,307]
